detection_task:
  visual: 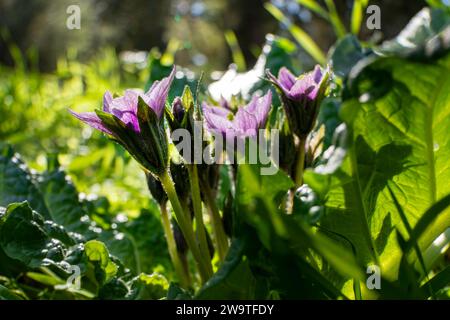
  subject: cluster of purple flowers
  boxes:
[69,64,329,287]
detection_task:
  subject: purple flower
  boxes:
[202,91,272,140]
[69,67,176,175]
[69,67,175,135]
[267,65,329,138]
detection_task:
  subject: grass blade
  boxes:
[265,3,326,64]
[324,0,347,38]
[351,0,369,35]
[406,193,450,254]
[420,266,450,294]
[224,30,247,71]
[387,185,429,278]
[296,0,330,20]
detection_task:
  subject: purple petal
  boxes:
[289,70,321,101]
[109,89,140,132]
[312,65,323,84]
[244,91,272,129]
[145,66,176,119]
[234,108,258,137]
[202,102,234,135]
[267,69,292,98]
[202,103,232,118]
[219,96,232,110]
[278,67,296,91]
[103,91,113,112]
[255,90,272,128]
[68,109,113,135]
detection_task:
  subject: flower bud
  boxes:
[170,162,191,204]
[172,218,188,255]
[267,66,330,139]
[145,172,167,206]
[69,67,175,176]
[172,97,185,124]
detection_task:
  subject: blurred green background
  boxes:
[0,0,427,214]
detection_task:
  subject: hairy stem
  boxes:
[159,203,190,288]
[187,164,213,273]
[159,170,212,283]
[203,186,229,262]
[294,136,307,186]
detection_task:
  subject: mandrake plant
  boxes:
[0,1,449,300]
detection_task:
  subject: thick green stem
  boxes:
[159,170,212,283]
[203,186,229,262]
[294,136,307,186]
[188,164,213,273]
[159,203,190,288]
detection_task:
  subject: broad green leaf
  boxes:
[38,164,90,234]
[97,278,129,300]
[84,240,118,285]
[306,51,450,295]
[380,8,450,59]
[0,145,91,235]
[0,144,50,218]
[234,164,362,299]
[196,239,258,300]
[118,208,171,275]
[0,202,73,268]
[167,282,192,300]
[405,193,450,255]
[330,35,367,78]
[127,273,169,300]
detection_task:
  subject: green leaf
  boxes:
[330,35,367,78]
[387,186,429,279]
[405,193,450,255]
[181,85,194,111]
[26,271,65,287]
[305,50,450,298]
[421,266,450,294]
[37,165,90,234]
[97,278,129,300]
[119,208,171,275]
[84,240,118,285]
[127,273,169,300]
[0,144,50,218]
[196,239,257,299]
[0,202,72,268]
[167,282,192,300]
[0,284,23,300]
[380,8,450,59]
[234,165,361,299]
